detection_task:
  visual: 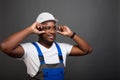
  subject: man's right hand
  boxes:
[29,22,45,34]
[0,22,46,58]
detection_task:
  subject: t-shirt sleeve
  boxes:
[19,43,32,60]
[59,43,73,55]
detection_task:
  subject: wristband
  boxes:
[70,32,76,38]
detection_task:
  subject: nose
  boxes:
[50,28,56,33]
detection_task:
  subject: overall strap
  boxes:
[54,42,63,63]
[32,42,63,64]
[32,42,45,65]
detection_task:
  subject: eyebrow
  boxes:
[44,26,56,27]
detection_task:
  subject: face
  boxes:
[40,21,57,43]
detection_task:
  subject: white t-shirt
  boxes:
[20,42,73,77]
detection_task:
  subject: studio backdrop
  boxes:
[0,0,120,80]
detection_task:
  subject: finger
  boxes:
[37,30,46,34]
[57,30,62,34]
[37,24,45,31]
[57,26,60,31]
[36,23,41,29]
[58,25,64,32]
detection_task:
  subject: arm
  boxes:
[57,25,93,56]
[0,22,45,58]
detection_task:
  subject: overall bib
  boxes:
[30,42,64,80]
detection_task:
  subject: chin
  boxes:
[49,40,54,43]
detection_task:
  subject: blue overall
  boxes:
[31,42,64,80]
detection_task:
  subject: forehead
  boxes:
[41,20,56,25]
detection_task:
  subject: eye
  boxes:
[53,26,57,30]
[43,26,57,30]
[46,26,51,30]
[43,26,51,30]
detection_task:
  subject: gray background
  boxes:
[0,0,120,80]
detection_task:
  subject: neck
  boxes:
[38,40,53,48]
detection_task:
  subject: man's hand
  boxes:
[29,22,45,34]
[57,25,73,37]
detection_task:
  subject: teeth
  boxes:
[49,35,54,38]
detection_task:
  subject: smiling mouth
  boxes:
[48,35,55,39]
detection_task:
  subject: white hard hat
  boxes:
[36,12,58,23]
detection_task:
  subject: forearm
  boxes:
[72,33,93,53]
[0,27,32,51]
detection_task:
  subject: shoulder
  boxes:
[20,42,33,46]
[20,42,37,59]
[55,42,73,47]
[20,42,37,49]
[55,42,73,54]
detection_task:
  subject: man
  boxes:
[0,12,93,80]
